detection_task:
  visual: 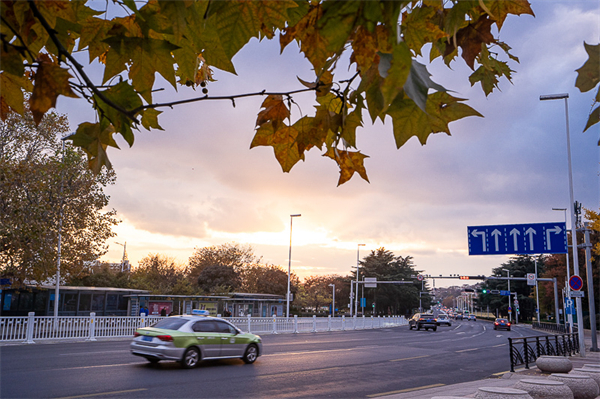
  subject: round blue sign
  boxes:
[569,275,583,291]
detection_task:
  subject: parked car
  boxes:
[130,310,262,368]
[437,315,452,326]
[493,318,511,331]
[409,313,437,331]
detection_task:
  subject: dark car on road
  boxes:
[493,318,511,331]
[409,313,437,331]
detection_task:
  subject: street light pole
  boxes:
[328,284,335,317]
[502,268,511,322]
[54,133,75,323]
[553,207,573,332]
[540,93,585,356]
[355,244,365,317]
[287,214,301,318]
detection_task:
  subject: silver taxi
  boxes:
[130,310,262,368]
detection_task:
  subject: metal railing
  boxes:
[508,333,580,372]
[532,321,575,335]
[0,312,407,344]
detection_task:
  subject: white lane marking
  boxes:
[455,348,479,353]
[60,350,127,356]
[263,348,355,357]
[55,362,145,371]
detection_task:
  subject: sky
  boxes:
[57,1,599,289]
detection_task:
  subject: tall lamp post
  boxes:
[540,93,585,356]
[54,133,75,323]
[502,268,511,322]
[328,284,335,317]
[287,214,301,318]
[553,207,573,332]
[354,244,365,317]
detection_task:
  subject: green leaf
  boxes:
[71,122,117,173]
[93,81,142,146]
[401,5,446,56]
[141,109,163,131]
[575,42,599,93]
[378,43,412,108]
[403,61,446,112]
[103,37,180,103]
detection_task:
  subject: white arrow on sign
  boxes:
[545,225,562,251]
[509,228,520,251]
[525,227,536,251]
[491,229,501,251]
[471,229,486,251]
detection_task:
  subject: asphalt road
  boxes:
[1,320,548,399]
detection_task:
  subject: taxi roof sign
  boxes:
[191,309,210,316]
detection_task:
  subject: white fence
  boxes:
[0,313,407,344]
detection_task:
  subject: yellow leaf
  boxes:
[324,148,369,186]
[256,95,290,131]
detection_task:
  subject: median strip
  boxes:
[367,383,445,397]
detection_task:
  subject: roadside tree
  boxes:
[238,264,291,296]
[358,248,422,315]
[188,243,257,282]
[130,253,193,295]
[0,106,118,286]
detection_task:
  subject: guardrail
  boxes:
[508,333,580,372]
[0,312,407,344]
[532,321,575,334]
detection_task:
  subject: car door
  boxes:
[192,320,221,358]
[214,320,245,357]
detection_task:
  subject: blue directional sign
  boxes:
[500,290,511,296]
[468,222,567,255]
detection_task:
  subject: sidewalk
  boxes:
[382,330,600,399]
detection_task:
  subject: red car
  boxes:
[494,318,511,331]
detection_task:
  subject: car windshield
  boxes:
[496,319,508,322]
[151,318,188,331]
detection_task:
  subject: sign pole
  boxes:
[535,259,540,322]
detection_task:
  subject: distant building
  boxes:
[85,259,131,273]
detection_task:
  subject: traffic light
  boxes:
[482,289,487,294]
[460,276,469,280]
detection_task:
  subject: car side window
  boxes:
[192,320,217,333]
[215,321,235,334]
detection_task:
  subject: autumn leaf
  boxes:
[250,122,302,173]
[0,72,32,116]
[484,0,535,29]
[256,95,290,132]
[444,14,495,70]
[575,42,599,93]
[324,148,369,186]
[30,54,78,124]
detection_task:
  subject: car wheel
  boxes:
[148,358,160,364]
[181,347,200,369]
[433,327,437,331]
[417,325,421,330]
[507,328,511,331]
[409,325,413,330]
[243,344,259,364]
[494,327,497,330]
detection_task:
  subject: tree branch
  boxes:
[131,86,319,115]
[27,0,138,123]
